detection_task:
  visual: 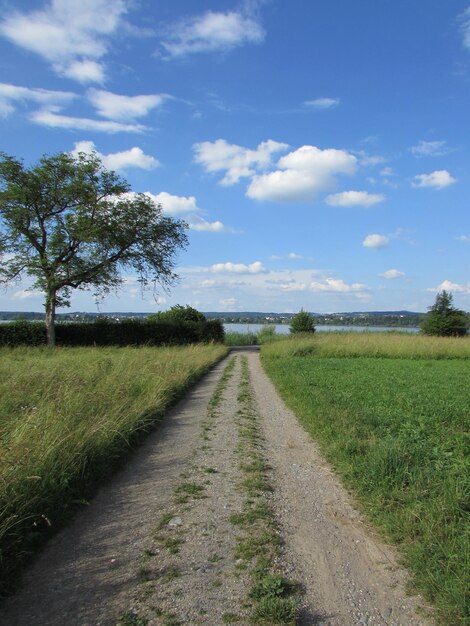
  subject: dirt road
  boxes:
[0,350,433,625]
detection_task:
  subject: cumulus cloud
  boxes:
[63,60,105,83]
[428,279,470,295]
[325,190,385,207]
[71,141,159,171]
[12,289,43,300]
[247,145,357,202]
[363,234,389,249]
[412,170,457,189]
[379,269,405,279]
[187,217,228,232]
[309,278,366,293]
[456,235,470,242]
[410,140,448,157]
[211,261,266,274]
[30,109,145,133]
[87,89,169,121]
[150,191,199,215]
[179,266,370,309]
[193,138,288,185]
[0,0,127,82]
[130,191,233,233]
[161,10,265,58]
[0,82,75,118]
[380,166,395,177]
[304,97,340,110]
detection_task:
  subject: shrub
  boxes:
[257,325,277,344]
[289,309,316,334]
[148,304,206,323]
[0,320,45,346]
[0,318,224,347]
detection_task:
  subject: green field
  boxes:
[262,333,470,626]
[0,344,227,595]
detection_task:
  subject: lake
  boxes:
[224,323,420,334]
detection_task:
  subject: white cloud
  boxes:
[363,234,389,249]
[211,261,266,274]
[309,278,366,293]
[129,191,233,234]
[288,252,303,259]
[354,150,386,167]
[161,10,265,58]
[379,269,405,279]
[0,82,75,117]
[456,235,470,242]
[412,170,457,189]
[219,297,238,308]
[325,190,385,207]
[410,140,448,157]
[193,138,288,185]
[71,141,159,171]
[304,97,340,110]
[247,145,357,202]
[12,289,42,300]
[63,60,105,83]
[87,89,169,121]
[380,166,395,177]
[151,191,199,215]
[30,109,145,133]
[460,8,470,50]
[0,0,127,82]
[179,266,371,308]
[200,279,216,288]
[279,282,307,292]
[429,280,470,295]
[187,217,228,232]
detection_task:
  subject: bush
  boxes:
[421,291,468,337]
[256,324,277,344]
[148,304,206,323]
[0,318,224,347]
[0,320,45,346]
[289,309,316,334]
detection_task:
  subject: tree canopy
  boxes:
[148,304,206,323]
[289,308,316,334]
[420,290,468,337]
[0,151,188,346]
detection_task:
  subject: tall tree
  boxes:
[420,290,468,337]
[0,151,188,346]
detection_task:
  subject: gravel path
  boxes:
[0,350,434,626]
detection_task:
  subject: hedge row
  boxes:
[0,319,225,347]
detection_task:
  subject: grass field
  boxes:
[0,344,227,596]
[262,333,470,626]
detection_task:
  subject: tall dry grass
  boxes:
[262,331,470,360]
[0,344,227,594]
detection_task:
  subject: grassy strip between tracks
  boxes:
[0,343,227,597]
[233,356,299,624]
[261,333,470,626]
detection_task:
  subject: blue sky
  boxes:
[1,0,469,314]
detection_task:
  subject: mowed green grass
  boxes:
[262,333,470,626]
[0,344,227,595]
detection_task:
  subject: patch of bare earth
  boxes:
[0,349,435,626]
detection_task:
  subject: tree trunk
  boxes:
[45,293,56,347]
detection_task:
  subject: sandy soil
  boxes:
[0,349,434,626]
